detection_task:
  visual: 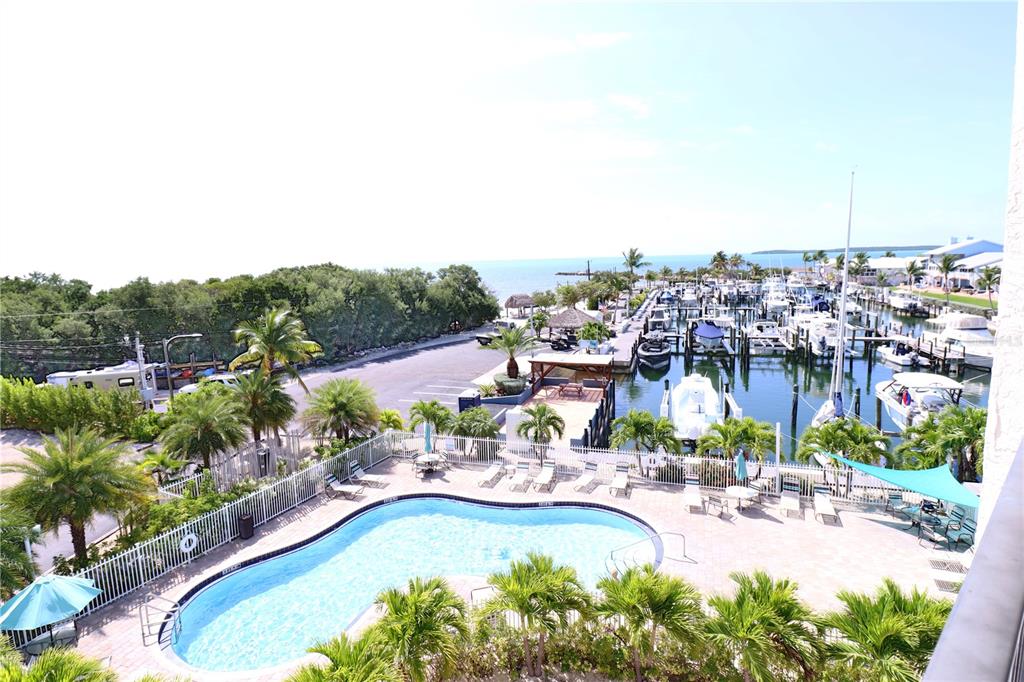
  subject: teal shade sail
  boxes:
[824,451,979,508]
[0,575,101,631]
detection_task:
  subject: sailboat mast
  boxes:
[832,171,855,405]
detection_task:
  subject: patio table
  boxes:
[414,453,444,474]
[725,485,759,512]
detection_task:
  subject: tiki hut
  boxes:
[504,294,535,318]
[546,307,599,330]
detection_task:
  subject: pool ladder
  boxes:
[139,593,182,646]
[604,531,694,576]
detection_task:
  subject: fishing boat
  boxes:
[703,305,735,329]
[680,287,699,306]
[921,315,996,369]
[692,321,725,349]
[744,319,785,354]
[888,291,923,312]
[648,306,672,333]
[637,332,672,368]
[874,372,964,431]
[877,341,929,368]
[765,290,790,313]
[670,373,723,440]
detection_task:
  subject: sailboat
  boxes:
[812,172,856,427]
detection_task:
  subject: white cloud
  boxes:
[816,141,840,153]
[728,123,756,135]
[607,94,651,119]
[679,139,723,152]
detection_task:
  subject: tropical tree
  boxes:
[529,310,550,336]
[160,392,249,469]
[480,553,590,677]
[378,408,404,432]
[938,406,986,482]
[975,266,1000,308]
[709,250,729,272]
[231,369,296,442]
[139,450,188,485]
[876,272,889,288]
[659,265,674,282]
[555,283,582,309]
[697,417,776,461]
[408,399,455,448]
[285,632,400,682]
[516,403,565,449]
[610,409,655,454]
[893,413,945,470]
[302,378,380,443]
[644,270,659,286]
[578,321,612,348]
[884,250,897,257]
[1,501,39,599]
[904,260,924,286]
[795,419,890,465]
[813,250,829,277]
[705,588,777,682]
[596,564,704,681]
[729,253,745,273]
[452,406,500,454]
[936,254,961,300]
[622,248,651,283]
[3,427,151,563]
[822,579,951,681]
[229,307,323,393]
[373,576,469,682]
[0,647,117,682]
[749,263,766,280]
[834,253,846,275]
[481,327,538,380]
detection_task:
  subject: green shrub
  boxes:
[0,377,143,438]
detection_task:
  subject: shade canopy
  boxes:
[694,322,725,340]
[0,575,101,631]
[825,452,979,508]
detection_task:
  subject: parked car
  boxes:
[178,372,241,394]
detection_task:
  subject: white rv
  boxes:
[46,360,160,392]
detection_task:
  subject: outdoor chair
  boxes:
[509,461,534,492]
[682,476,704,513]
[573,462,599,492]
[477,462,504,487]
[812,485,839,524]
[324,474,364,500]
[885,492,911,518]
[609,463,631,497]
[706,493,727,518]
[780,479,802,518]
[533,461,557,492]
[349,463,384,488]
[918,521,948,550]
[945,517,976,549]
[938,506,966,532]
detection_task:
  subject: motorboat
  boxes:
[806,318,849,356]
[765,290,790,313]
[637,332,671,368]
[877,341,929,368]
[657,289,676,304]
[670,373,723,440]
[647,306,672,333]
[888,291,923,312]
[692,321,725,349]
[703,305,734,329]
[680,287,699,306]
[874,372,964,431]
[922,317,996,369]
[743,319,784,354]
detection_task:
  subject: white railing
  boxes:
[157,471,209,500]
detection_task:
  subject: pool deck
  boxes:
[77,458,971,681]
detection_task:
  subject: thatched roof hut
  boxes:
[547,307,599,330]
[504,294,535,310]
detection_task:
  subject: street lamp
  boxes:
[163,333,203,404]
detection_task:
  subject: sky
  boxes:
[0,1,1016,289]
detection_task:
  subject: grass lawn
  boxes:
[917,290,997,311]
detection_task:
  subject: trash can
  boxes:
[238,513,254,540]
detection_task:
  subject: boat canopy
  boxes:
[933,312,989,330]
[824,452,979,508]
[891,372,964,390]
[693,322,724,339]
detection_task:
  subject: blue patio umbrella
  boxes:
[0,575,101,632]
[423,422,432,454]
[735,451,748,482]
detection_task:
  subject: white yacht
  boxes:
[922,316,996,369]
[703,305,735,329]
[875,372,964,432]
[743,319,784,353]
[680,287,699,306]
[669,373,723,440]
[877,341,929,368]
[806,318,850,356]
[888,291,923,312]
[648,306,672,333]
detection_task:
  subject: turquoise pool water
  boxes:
[172,497,656,672]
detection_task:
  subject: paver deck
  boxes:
[75,458,968,681]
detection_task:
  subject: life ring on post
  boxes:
[179,533,198,554]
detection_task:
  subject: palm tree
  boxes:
[833,253,845,274]
[302,378,380,442]
[481,327,538,379]
[813,249,828,277]
[1,647,117,682]
[611,409,682,470]
[408,399,455,449]
[516,404,565,457]
[160,392,249,470]
[1,501,39,599]
[139,450,188,485]
[938,406,986,482]
[285,632,400,682]
[705,589,777,682]
[556,283,582,309]
[622,248,651,283]
[452,406,499,439]
[884,250,897,257]
[659,265,674,283]
[231,369,296,442]
[3,427,151,563]
[229,307,323,393]
[373,576,469,682]
[936,254,961,300]
[729,253,745,273]
[822,579,951,681]
[893,413,945,470]
[709,250,729,271]
[975,266,1000,309]
[530,310,550,336]
[379,408,404,432]
[578,321,611,349]
[795,419,889,465]
[480,553,590,677]
[876,272,889,288]
[904,260,924,286]
[749,263,766,280]
[596,564,703,681]
[697,417,776,461]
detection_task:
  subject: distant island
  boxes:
[752,245,939,255]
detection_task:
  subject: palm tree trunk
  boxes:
[202,452,212,470]
[507,355,519,379]
[631,646,644,682]
[68,518,88,563]
[252,424,261,443]
[522,634,534,676]
[538,629,546,677]
[742,669,754,682]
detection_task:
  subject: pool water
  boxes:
[172,497,656,672]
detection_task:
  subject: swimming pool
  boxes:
[171,495,658,672]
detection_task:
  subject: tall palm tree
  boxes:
[705,589,777,682]
[975,266,1000,309]
[596,564,704,681]
[480,553,591,677]
[938,405,986,482]
[408,400,455,449]
[812,250,828,277]
[516,403,565,456]
[833,253,846,274]
[378,408,405,432]
[709,250,729,272]
[285,632,401,682]
[729,253,745,273]
[139,450,188,485]
[556,283,582,309]
[904,260,924,286]
[697,417,776,461]
[232,369,296,442]
[481,327,538,379]
[936,254,961,300]
[373,576,469,682]
[611,409,682,470]
[3,427,151,563]
[230,307,323,393]
[1,647,117,682]
[0,501,39,599]
[876,272,889,288]
[795,419,889,465]
[893,413,945,470]
[622,248,651,282]
[302,378,380,442]
[659,265,674,283]
[160,392,249,470]
[883,250,897,257]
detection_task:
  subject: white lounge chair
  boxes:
[477,462,504,487]
[609,463,631,497]
[533,461,557,492]
[350,463,385,488]
[325,474,364,500]
[509,461,533,492]
[813,486,839,524]
[573,462,599,492]
[682,476,704,513]
[780,479,802,518]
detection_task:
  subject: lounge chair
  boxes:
[573,462,599,492]
[885,492,910,518]
[350,463,385,488]
[477,462,504,487]
[325,474,364,500]
[938,506,966,532]
[812,485,839,524]
[682,476,704,513]
[706,493,727,517]
[780,479,802,518]
[945,517,976,549]
[533,461,557,492]
[609,463,631,497]
[509,461,533,492]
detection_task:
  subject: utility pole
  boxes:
[134,332,153,409]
